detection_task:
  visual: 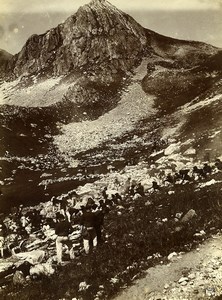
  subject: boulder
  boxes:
[167,252,177,261]
[178,276,189,283]
[15,250,45,265]
[133,193,142,200]
[181,209,197,223]
[13,270,26,286]
[30,263,54,277]
[183,148,196,156]
[164,143,181,156]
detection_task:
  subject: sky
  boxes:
[0,0,221,13]
[0,0,222,54]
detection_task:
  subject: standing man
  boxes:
[94,205,105,245]
[55,214,74,264]
[80,202,97,254]
[0,221,6,258]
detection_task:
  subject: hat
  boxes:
[58,213,65,220]
[87,198,95,206]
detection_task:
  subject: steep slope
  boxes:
[149,50,222,162]
[0,0,219,109]
[0,0,222,168]
[7,0,147,79]
[54,58,156,154]
[0,49,12,77]
[0,0,149,108]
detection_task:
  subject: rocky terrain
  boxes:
[1,0,222,299]
[115,234,222,300]
[1,166,222,300]
[0,1,221,164]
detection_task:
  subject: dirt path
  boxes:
[114,234,222,300]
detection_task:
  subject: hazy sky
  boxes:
[0,0,222,54]
[0,0,221,13]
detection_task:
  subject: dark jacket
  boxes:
[55,220,73,236]
[80,210,96,228]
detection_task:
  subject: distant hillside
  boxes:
[0,0,219,108]
[0,49,12,76]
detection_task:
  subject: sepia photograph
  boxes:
[0,0,222,299]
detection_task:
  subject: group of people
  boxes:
[164,161,220,184]
[121,160,221,197]
[0,158,222,266]
[54,197,111,264]
[0,189,116,265]
[150,160,222,192]
[0,206,43,258]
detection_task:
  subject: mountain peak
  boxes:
[88,0,110,7]
[1,0,217,83]
[72,0,147,42]
[0,0,219,114]
[90,0,106,3]
[1,0,148,80]
[79,0,113,12]
[77,0,124,18]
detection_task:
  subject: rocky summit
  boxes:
[0,0,220,108]
[4,0,148,78]
[1,1,222,300]
[0,0,222,205]
[0,0,222,192]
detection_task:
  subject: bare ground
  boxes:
[114,234,222,300]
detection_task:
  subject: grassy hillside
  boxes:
[2,173,222,300]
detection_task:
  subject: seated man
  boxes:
[134,183,145,196]
[193,166,207,179]
[150,181,161,193]
[215,159,222,170]
[203,163,212,175]
[165,174,174,185]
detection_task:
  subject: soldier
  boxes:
[165,173,174,185]
[135,183,145,196]
[0,222,6,258]
[193,166,207,179]
[94,205,105,245]
[179,169,192,183]
[80,203,97,254]
[55,214,74,264]
[203,163,212,175]
[102,187,108,200]
[215,159,222,170]
[150,181,161,193]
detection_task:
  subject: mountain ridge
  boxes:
[3,0,148,80]
[0,0,221,128]
[1,0,219,82]
[1,0,222,245]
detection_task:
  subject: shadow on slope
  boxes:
[142,68,216,114]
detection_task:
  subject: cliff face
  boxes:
[0,49,13,77]
[7,0,148,79]
[11,26,63,77]
[0,0,220,109]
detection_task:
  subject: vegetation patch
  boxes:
[2,174,222,300]
[142,69,215,113]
